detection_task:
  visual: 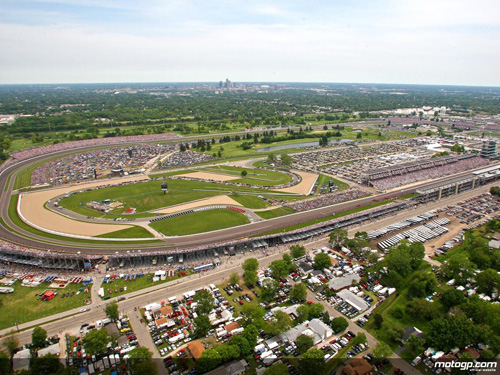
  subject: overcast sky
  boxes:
[1,0,499,86]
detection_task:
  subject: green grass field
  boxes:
[198,165,292,186]
[255,207,295,219]
[96,226,155,238]
[58,178,299,218]
[0,281,91,330]
[230,194,270,209]
[149,209,249,236]
[100,271,192,298]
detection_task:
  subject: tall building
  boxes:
[480,140,497,159]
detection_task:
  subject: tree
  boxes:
[82,328,110,356]
[129,347,157,375]
[329,228,348,247]
[2,331,19,357]
[264,362,289,375]
[282,253,296,272]
[194,315,212,337]
[261,279,279,302]
[408,272,437,298]
[229,334,251,355]
[442,254,475,284]
[270,260,289,280]
[441,288,466,310]
[216,345,239,362]
[331,317,349,333]
[308,303,324,318]
[372,342,393,360]
[193,290,214,315]
[296,305,309,323]
[241,305,265,328]
[0,352,9,375]
[241,170,248,177]
[383,322,405,343]
[290,283,307,302]
[427,315,476,351]
[314,253,331,270]
[476,269,500,296]
[296,335,314,354]
[242,324,260,349]
[243,270,258,287]
[266,311,292,335]
[290,245,306,259]
[197,349,222,373]
[406,335,425,356]
[229,272,240,285]
[30,354,64,375]
[406,298,439,320]
[242,258,259,272]
[373,313,384,329]
[351,333,367,346]
[32,326,47,348]
[105,301,119,321]
[300,349,325,375]
[280,153,292,167]
[267,154,276,164]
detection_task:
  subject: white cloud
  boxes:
[0,0,499,84]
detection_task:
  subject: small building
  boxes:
[342,358,373,375]
[402,326,425,343]
[13,349,30,372]
[224,322,242,335]
[187,340,205,360]
[298,261,313,274]
[337,290,368,313]
[38,343,61,357]
[226,359,248,375]
[328,274,361,291]
[308,319,333,341]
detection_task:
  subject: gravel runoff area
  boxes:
[151,195,243,214]
[272,170,318,195]
[18,175,149,236]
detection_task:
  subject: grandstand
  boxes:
[362,154,489,190]
[0,202,407,270]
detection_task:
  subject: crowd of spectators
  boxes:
[157,150,214,169]
[321,150,431,184]
[284,189,368,212]
[370,156,489,191]
[291,142,408,170]
[0,133,182,173]
[31,144,177,185]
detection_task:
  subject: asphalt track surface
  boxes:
[0,138,487,255]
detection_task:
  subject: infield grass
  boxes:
[150,209,249,236]
[198,165,292,186]
[58,178,300,217]
[255,207,295,219]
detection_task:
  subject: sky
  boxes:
[0,0,499,86]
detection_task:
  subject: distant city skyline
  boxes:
[1,0,499,86]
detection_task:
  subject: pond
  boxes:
[255,139,354,152]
